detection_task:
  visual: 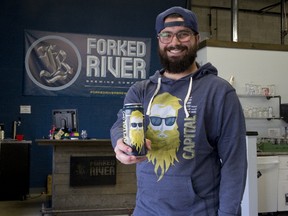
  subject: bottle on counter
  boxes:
[0,123,4,140]
[268,106,273,118]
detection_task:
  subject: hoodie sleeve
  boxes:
[217,90,247,216]
[110,109,124,148]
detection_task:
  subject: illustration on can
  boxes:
[123,103,147,156]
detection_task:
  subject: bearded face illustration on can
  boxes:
[123,103,147,156]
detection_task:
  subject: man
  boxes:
[110,6,247,216]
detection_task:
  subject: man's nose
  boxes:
[169,34,181,45]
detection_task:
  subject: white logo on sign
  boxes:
[25,35,82,91]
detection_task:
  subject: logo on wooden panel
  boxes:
[70,156,116,186]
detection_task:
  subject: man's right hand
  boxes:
[114,138,151,164]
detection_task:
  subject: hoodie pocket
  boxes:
[136,173,209,215]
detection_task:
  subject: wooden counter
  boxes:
[36,139,136,215]
[37,138,111,145]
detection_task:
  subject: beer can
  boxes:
[123,103,147,156]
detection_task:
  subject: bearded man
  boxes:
[111,6,247,216]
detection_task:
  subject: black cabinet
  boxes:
[0,140,31,200]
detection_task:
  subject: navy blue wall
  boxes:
[0,0,187,188]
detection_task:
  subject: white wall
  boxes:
[197,45,288,137]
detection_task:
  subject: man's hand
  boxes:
[114,138,151,164]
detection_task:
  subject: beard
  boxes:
[146,126,180,181]
[158,43,198,73]
[130,128,145,153]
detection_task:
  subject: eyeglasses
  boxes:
[149,116,176,126]
[131,122,143,128]
[158,31,195,44]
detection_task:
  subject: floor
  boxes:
[0,194,288,216]
[0,194,131,216]
[0,194,46,216]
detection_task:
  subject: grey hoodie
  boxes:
[110,62,247,216]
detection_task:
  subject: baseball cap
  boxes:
[155,6,198,34]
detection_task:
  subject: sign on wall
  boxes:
[70,156,116,186]
[24,30,151,97]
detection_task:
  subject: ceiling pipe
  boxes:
[281,0,287,44]
[186,0,191,10]
[231,0,239,42]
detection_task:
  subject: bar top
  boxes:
[36,139,111,146]
[0,139,32,144]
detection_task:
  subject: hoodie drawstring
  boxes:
[146,76,193,117]
[184,77,193,118]
[146,77,161,115]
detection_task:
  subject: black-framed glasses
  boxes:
[149,116,176,126]
[131,122,143,128]
[157,30,195,44]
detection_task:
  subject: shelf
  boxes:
[238,95,281,100]
[239,95,282,120]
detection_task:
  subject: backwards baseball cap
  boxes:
[155,6,198,34]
